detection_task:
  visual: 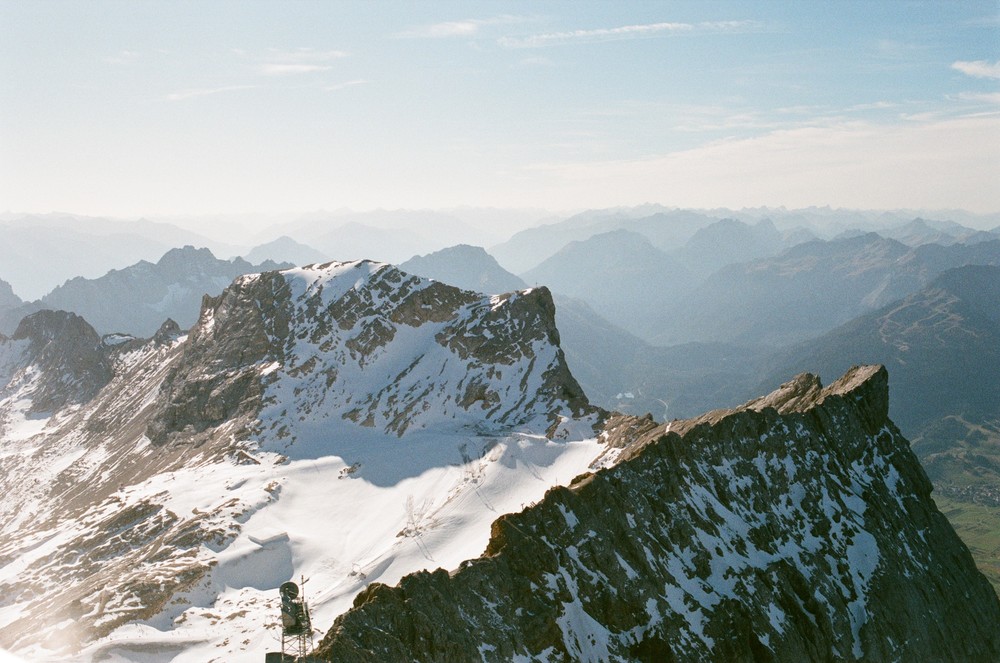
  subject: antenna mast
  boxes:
[269,576,314,661]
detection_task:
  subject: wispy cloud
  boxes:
[260,63,332,76]
[498,20,763,48]
[396,15,528,39]
[957,91,1000,105]
[845,101,896,112]
[258,48,348,76]
[952,60,1000,79]
[326,79,367,92]
[165,85,256,102]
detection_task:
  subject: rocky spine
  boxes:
[313,366,1000,662]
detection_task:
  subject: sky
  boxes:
[1,0,998,217]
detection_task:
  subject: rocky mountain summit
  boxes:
[314,365,1000,662]
[0,260,603,661]
[149,260,593,446]
[0,310,113,421]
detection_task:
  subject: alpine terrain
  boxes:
[0,260,601,661]
[314,366,1000,661]
[0,260,996,661]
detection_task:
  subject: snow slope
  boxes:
[0,261,606,662]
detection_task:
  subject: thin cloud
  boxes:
[165,85,256,102]
[396,15,529,39]
[499,20,762,48]
[952,60,1000,79]
[265,48,348,62]
[957,92,1000,105]
[260,63,332,76]
[258,48,348,76]
[846,101,896,112]
[326,79,368,92]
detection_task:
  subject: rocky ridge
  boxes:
[314,365,1000,662]
[0,310,113,420]
[0,260,602,660]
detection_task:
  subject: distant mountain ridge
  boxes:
[0,278,21,313]
[399,244,527,294]
[657,235,1000,347]
[522,229,697,341]
[244,235,328,267]
[1,246,289,337]
[0,214,241,299]
[491,208,718,274]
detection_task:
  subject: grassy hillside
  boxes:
[933,495,1000,596]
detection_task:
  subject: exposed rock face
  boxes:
[314,365,1000,662]
[146,260,593,445]
[0,260,601,659]
[1,310,113,414]
[146,270,292,445]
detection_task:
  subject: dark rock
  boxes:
[313,365,1000,662]
[7,310,113,413]
[152,318,182,345]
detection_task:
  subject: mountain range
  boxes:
[0,214,242,300]
[2,257,997,660]
[0,260,602,661]
[0,246,287,337]
[3,205,1000,661]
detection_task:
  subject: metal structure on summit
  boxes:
[265,577,314,662]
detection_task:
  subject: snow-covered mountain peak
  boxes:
[157,260,594,451]
[1,261,606,661]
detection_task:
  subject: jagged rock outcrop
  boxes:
[314,365,1000,662]
[1,310,113,414]
[148,260,594,445]
[0,259,602,660]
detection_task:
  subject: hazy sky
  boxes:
[1,1,998,216]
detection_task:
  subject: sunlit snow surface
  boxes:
[1,261,607,662]
[50,433,604,663]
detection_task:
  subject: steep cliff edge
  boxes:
[314,365,1000,662]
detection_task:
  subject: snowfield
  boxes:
[43,431,604,663]
[0,261,608,662]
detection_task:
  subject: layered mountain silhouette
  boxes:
[0,246,288,337]
[399,244,528,294]
[656,235,1000,347]
[244,235,328,267]
[0,213,237,299]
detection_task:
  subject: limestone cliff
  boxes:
[314,365,1000,662]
